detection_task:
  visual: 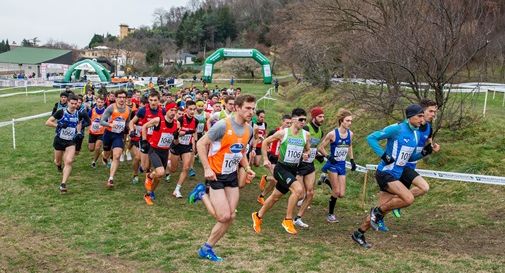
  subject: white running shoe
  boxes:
[297,199,304,207]
[126,151,132,161]
[173,190,182,198]
[294,218,309,228]
[326,214,339,223]
[120,154,126,162]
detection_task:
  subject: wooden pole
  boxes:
[361,171,369,209]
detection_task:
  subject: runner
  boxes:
[206,101,222,129]
[74,95,89,156]
[170,100,199,198]
[88,96,106,168]
[294,107,326,228]
[351,104,438,248]
[392,99,439,218]
[141,103,179,205]
[252,110,267,167]
[100,89,131,188]
[257,114,292,205]
[317,108,356,223]
[190,94,256,262]
[207,95,234,125]
[127,96,148,184]
[252,108,311,235]
[45,94,90,193]
[51,91,68,115]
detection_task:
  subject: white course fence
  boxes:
[0,112,52,149]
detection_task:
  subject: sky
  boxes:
[0,0,188,48]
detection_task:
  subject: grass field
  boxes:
[0,83,504,272]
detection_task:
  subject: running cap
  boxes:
[310,107,324,118]
[196,101,205,107]
[405,104,424,118]
[165,102,177,111]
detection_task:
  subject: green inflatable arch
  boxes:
[63,59,112,83]
[202,48,272,84]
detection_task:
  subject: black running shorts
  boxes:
[148,147,169,169]
[207,172,239,190]
[273,163,298,194]
[376,167,420,193]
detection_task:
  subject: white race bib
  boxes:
[178,134,192,145]
[221,153,243,175]
[333,147,349,162]
[197,123,205,133]
[147,126,154,135]
[59,127,76,140]
[157,133,174,148]
[111,120,126,133]
[284,144,304,164]
[396,146,415,166]
[135,125,142,137]
[91,121,101,132]
[303,148,317,163]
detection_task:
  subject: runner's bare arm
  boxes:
[348,131,355,159]
[197,135,217,180]
[261,129,285,166]
[45,116,57,128]
[317,130,335,157]
[141,117,160,140]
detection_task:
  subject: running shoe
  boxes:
[144,174,153,192]
[294,218,309,228]
[259,175,267,191]
[57,165,63,172]
[106,179,114,189]
[198,243,223,262]
[188,183,206,204]
[317,173,327,185]
[377,219,389,232]
[149,191,156,201]
[131,175,139,185]
[351,231,371,249]
[392,208,401,218]
[369,207,384,231]
[144,194,154,206]
[323,178,332,189]
[257,195,265,206]
[165,174,171,183]
[102,157,108,166]
[252,212,262,233]
[106,161,111,169]
[326,214,339,223]
[126,151,132,161]
[296,199,304,207]
[120,154,125,162]
[173,189,183,198]
[91,161,96,168]
[282,219,297,235]
[59,183,67,193]
[189,168,196,177]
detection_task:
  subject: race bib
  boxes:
[157,133,174,148]
[135,125,142,137]
[284,144,304,164]
[333,147,349,162]
[111,120,126,133]
[178,134,192,145]
[59,127,76,140]
[147,126,154,135]
[91,121,101,132]
[197,123,205,133]
[221,153,243,175]
[303,148,317,163]
[396,146,415,166]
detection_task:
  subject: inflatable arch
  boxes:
[63,59,112,83]
[202,48,272,84]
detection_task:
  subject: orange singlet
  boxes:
[106,104,131,133]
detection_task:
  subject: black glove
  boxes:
[381,153,395,165]
[315,153,325,163]
[350,159,357,171]
[73,132,84,141]
[129,130,136,138]
[326,154,337,164]
[59,121,68,129]
[421,144,433,156]
[140,139,150,154]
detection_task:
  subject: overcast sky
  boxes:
[0,0,188,48]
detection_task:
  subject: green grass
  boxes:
[0,82,504,272]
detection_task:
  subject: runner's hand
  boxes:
[326,155,337,164]
[315,152,325,163]
[421,144,433,156]
[263,159,272,170]
[59,121,68,129]
[432,143,440,152]
[129,130,136,138]
[204,167,217,181]
[381,153,395,164]
[350,159,357,171]
[73,132,83,141]
[140,140,150,153]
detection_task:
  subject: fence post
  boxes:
[483,89,488,117]
[12,119,16,149]
[43,90,47,103]
[25,80,28,96]
[503,91,505,107]
[361,172,369,209]
[493,89,496,100]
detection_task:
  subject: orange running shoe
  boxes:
[144,194,154,206]
[259,175,267,191]
[257,195,265,205]
[145,173,153,192]
[252,212,263,233]
[282,218,298,235]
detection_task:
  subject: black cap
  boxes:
[405,104,423,118]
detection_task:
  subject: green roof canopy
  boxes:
[0,47,71,64]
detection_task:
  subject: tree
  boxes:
[88,34,105,49]
[21,39,35,47]
[43,39,77,50]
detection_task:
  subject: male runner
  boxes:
[317,108,356,223]
[128,96,148,183]
[141,103,179,205]
[100,89,131,188]
[294,107,325,228]
[170,100,199,198]
[351,104,438,248]
[191,94,256,262]
[45,94,90,192]
[207,95,234,125]
[88,96,106,168]
[252,108,311,235]
[52,91,68,115]
[252,110,267,167]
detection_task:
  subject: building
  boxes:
[80,46,144,76]
[163,52,196,66]
[119,24,135,40]
[0,47,73,79]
